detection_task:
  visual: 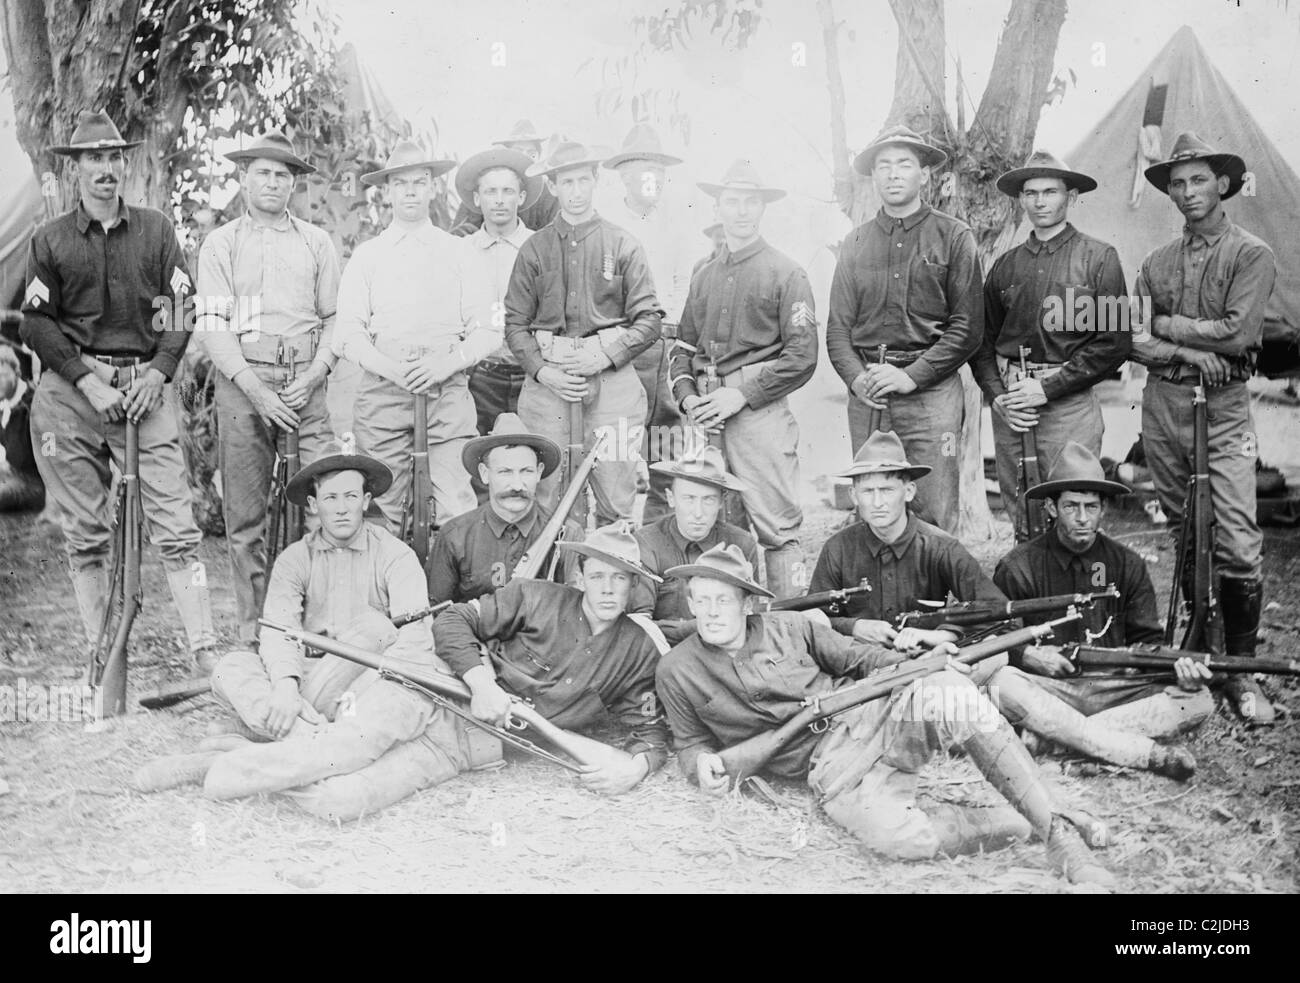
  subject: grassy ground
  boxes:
[1,494,1297,894]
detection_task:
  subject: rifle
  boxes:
[513,431,607,580]
[1165,376,1224,655]
[700,340,746,527]
[716,611,1082,784]
[895,586,1119,631]
[864,343,888,434]
[402,390,433,566]
[1015,346,1047,543]
[767,579,872,615]
[1065,643,1300,678]
[89,409,144,718]
[258,617,632,773]
[265,339,304,570]
[138,601,454,710]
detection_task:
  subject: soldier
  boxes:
[504,141,663,525]
[600,124,695,523]
[454,147,543,436]
[425,413,572,603]
[334,140,497,533]
[655,544,1113,887]
[197,129,341,648]
[973,151,1130,541]
[985,442,1211,778]
[825,125,983,533]
[1131,132,1278,725]
[670,160,817,598]
[450,119,560,236]
[632,443,758,644]
[20,110,216,669]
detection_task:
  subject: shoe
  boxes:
[130,751,220,793]
[1148,744,1197,781]
[1223,676,1276,727]
[1045,816,1115,888]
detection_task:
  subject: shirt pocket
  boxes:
[592,273,625,321]
[908,253,949,320]
[740,284,781,348]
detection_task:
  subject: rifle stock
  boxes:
[1067,643,1300,677]
[1016,346,1046,543]
[716,611,1081,783]
[865,343,888,434]
[768,580,872,615]
[91,416,142,718]
[895,587,1118,630]
[1173,379,1224,655]
[513,433,606,580]
[411,391,432,566]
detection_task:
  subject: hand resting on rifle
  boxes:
[684,386,746,429]
[1003,376,1047,409]
[991,392,1039,432]
[280,362,328,409]
[1173,657,1212,692]
[849,371,886,410]
[893,626,959,653]
[537,364,588,402]
[1021,644,1075,678]
[852,619,898,646]
[561,347,613,377]
[235,371,299,431]
[463,665,515,727]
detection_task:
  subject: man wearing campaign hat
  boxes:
[426,412,576,602]
[450,120,560,236]
[632,444,758,643]
[1130,132,1277,725]
[972,151,1130,543]
[455,147,544,438]
[20,110,217,670]
[196,129,343,647]
[669,159,817,599]
[984,441,1212,778]
[807,430,1004,647]
[825,125,982,533]
[655,542,1112,886]
[334,140,497,533]
[504,141,663,526]
[433,524,671,795]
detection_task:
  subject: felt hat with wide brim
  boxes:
[361,139,456,187]
[834,430,931,481]
[526,140,607,179]
[50,110,142,155]
[461,413,561,478]
[996,149,1096,196]
[649,444,747,493]
[224,129,316,175]
[1026,441,1129,500]
[454,147,545,215]
[853,124,947,175]
[557,525,661,582]
[603,123,683,169]
[1143,130,1247,201]
[665,543,774,599]
[697,158,786,202]
[286,454,393,507]
[492,119,545,149]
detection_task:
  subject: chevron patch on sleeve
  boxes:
[25,276,49,308]
[170,267,192,296]
[791,301,815,328]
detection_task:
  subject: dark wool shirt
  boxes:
[21,200,193,384]
[426,500,569,603]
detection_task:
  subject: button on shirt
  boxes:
[258,523,435,683]
[669,237,818,410]
[333,219,498,367]
[825,204,983,392]
[195,211,341,381]
[656,613,897,781]
[433,579,669,768]
[1131,211,1276,376]
[808,516,1004,636]
[974,224,1130,402]
[463,222,534,365]
[993,528,1163,651]
[21,200,193,384]
[426,500,551,603]
[504,214,663,379]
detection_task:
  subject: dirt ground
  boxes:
[2,465,1297,895]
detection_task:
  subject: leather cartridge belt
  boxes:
[996,354,1066,385]
[240,327,321,366]
[534,327,627,360]
[1150,363,1250,386]
[855,346,923,367]
[84,352,150,388]
[712,358,774,389]
[373,334,464,360]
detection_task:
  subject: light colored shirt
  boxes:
[602,195,697,324]
[463,222,533,363]
[258,523,436,683]
[333,219,499,372]
[195,211,341,381]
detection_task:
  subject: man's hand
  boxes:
[852,619,899,646]
[894,626,958,654]
[992,393,1040,433]
[1022,643,1074,678]
[578,748,649,795]
[463,665,514,727]
[681,394,718,433]
[561,346,612,378]
[76,373,126,422]
[402,352,459,394]
[537,364,588,402]
[122,366,167,423]
[1180,349,1234,387]
[862,363,918,399]
[237,374,300,431]
[279,361,328,410]
[695,752,731,795]
[1152,314,1173,338]
[1174,656,1213,692]
[263,677,302,740]
[689,387,747,429]
[1004,376,1047,409]
[850,371,886,409]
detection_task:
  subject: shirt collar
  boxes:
[243,209,296,233]
[1182,209,1231,247]
[483,500,540,537]
[874,203,931,234]
[555,213,602,244]
[470,222,531,250]
[1025,222,1078,255]
[665,515,719,554]
[75,197,130,234]
[381,219,440,245]
[305,523,373,554]
[861,514,919,559]
[721,236,768,265]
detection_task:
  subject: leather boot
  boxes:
[763,544,804,601]
[130,751,222,793]
[70,561,110,649]
[930,804,1031,857]
[1219,577,1274,726]
[165,567,218,669]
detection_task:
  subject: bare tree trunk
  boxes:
[816,0,856,219]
